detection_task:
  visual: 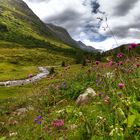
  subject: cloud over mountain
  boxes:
[23,0,140,50]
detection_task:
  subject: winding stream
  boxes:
[0,67,49,87]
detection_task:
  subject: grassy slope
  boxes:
[0,0,83,81]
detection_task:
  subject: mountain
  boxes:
[46,23,79,48]
[46,24,99,52]
[0,0,80,66]
[0,0,99,53]
[76,41,100,52]
[0,0,64,46]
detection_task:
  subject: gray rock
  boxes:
[76,88,97,106]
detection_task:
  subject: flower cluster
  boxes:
[51,119,64,128]
[128,43,138,50]
[117,61,123,66]
[35,115,42,124]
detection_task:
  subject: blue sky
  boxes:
[23,0,140,50]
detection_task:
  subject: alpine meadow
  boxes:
[0,0,140,140]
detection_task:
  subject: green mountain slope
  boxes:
[0,0,98,51]
[0,0,82,66]
[0,0,64,45]
[103,44,140,59]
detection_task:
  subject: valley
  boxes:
[0,0,140,139]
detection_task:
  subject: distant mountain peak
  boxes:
[46,24,99,52]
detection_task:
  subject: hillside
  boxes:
[0,0,82,66]
[104,44,140,55]
[0,0,98,53]
[0,0,57,45]
[0,0,99,83]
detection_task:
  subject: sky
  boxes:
[23,0,140,50]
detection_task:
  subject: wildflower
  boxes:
[9,132,17,137]
[56,84,61,90]
[96,61,100,65]
[128,45,132,50]
[117,61,123,66]
[103,96,110,104]
[108,60,113,66]
[105,72,114,79]
[35,115,42,124]
[118,83,125,89]
[98,92,103,97]
[96,78,100,86]
[28,74,33,78]
[51,119,64,128]
[131,43,138,48]
[136,64,140,68]
[117,53,124,58]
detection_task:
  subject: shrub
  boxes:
[0,23,8,32]
[49,67,55,74]
[61,61,65,67]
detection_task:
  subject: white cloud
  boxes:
[23,0,140,50]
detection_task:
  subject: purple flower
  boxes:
[35,115,42,124]
[37,121,41,125]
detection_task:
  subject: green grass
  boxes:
[0,54,140,139]
[0,64,87,99]
[0,63,38,81]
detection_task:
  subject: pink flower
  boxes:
[128,45,132,50]
[117,53,124,58]
[128,43,138,50]
[108,60,113,66]
[28,74,33,78]
[51,120,64,128]
[96,61,100,65]
[118,83,125,89]
[117,61,123,66]
[131,43,138,48]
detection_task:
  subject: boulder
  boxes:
[76,88,97,106]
